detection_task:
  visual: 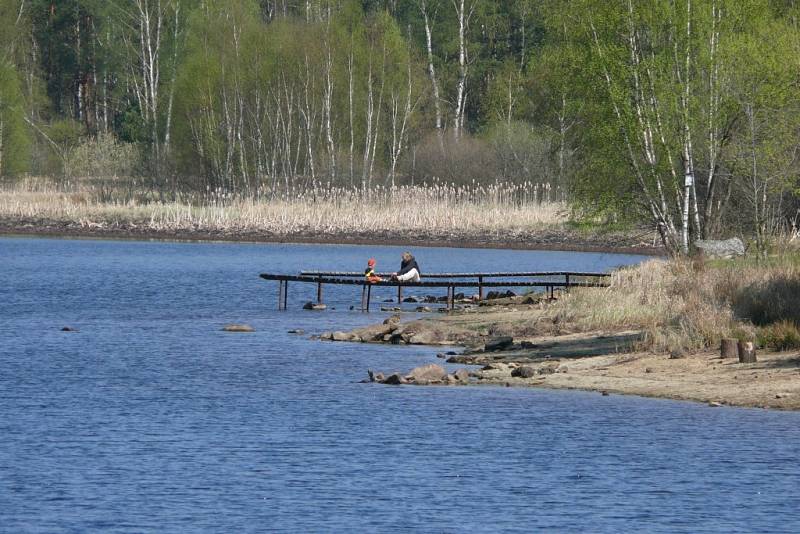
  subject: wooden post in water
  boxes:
[478,276,484,300]
[737,340,757,363]
[366,284,372,312]
[720,338,738,358]
[317,279,323,304]
[397,285,403,303]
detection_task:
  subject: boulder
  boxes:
[408,330,441,345]
[694,237,745,259]
[415,306,433,313]
[332,331,354,341]
[382,373,408,385]
[380,306,402,312]
[484,336,514,352]
[537,364,558,375]
[511,366,537,378]
[482,362,510,372]
[403,296,421,303]
[351,323,396,342]
[383,314,402,325]
[223,324,254,332]
[405,364,448,384]
[303,302,327,311]
[367,370,385,383]
[452,369,470,383]
[287,329,305,335]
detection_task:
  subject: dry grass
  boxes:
[552,255,800,353]
[0,179,567,235]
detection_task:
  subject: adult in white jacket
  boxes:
[391,252,421,282]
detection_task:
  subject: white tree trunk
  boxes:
[420,0,443,135]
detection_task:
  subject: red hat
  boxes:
[367,258,376,267]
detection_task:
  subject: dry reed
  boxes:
[554,255,800,353]
[0,179,567,236]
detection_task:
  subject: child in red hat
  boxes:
[364,258,382,283]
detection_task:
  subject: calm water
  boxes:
[1,237,799,533]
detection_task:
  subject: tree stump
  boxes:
[737,340,757,363]
[720,338,738,358]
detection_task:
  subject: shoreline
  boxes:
[330,303,800,411]
[0,217,665,255]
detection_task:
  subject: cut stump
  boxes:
[737,340,757,363]
[720,338,738,359]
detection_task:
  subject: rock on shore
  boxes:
[367,364,472,386]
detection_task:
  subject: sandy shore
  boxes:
[331,302,800,410]
[460,343,800,410]
[0,216,664,255]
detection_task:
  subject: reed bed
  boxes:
[0,180,567,235]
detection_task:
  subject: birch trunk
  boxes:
[419,0,443,135]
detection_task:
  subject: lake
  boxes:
[1,237,799,533]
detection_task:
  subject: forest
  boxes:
[1,0,800,253]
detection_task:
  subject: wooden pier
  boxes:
[260,271,612,311]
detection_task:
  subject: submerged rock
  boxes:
[303,302,327,311]
[60,326,78,332]
[287,329,305,335]
[223,324,254,333]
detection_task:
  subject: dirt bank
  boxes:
[0,216,664,255]
[329,298,800,410]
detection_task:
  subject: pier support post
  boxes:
[478,276,484,300]
[277,280,289,310]
[317,280,323,304]
[397,285,403,303]
[366,284,372,312]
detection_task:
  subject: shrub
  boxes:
[757,321,800,351]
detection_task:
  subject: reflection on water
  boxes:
[1,237,798,532]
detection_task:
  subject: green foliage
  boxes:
[0,59,30,176]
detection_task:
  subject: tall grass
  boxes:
[556,255,800,353]
[0,178,567,235]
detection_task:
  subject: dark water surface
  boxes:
[1,237,799,533]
